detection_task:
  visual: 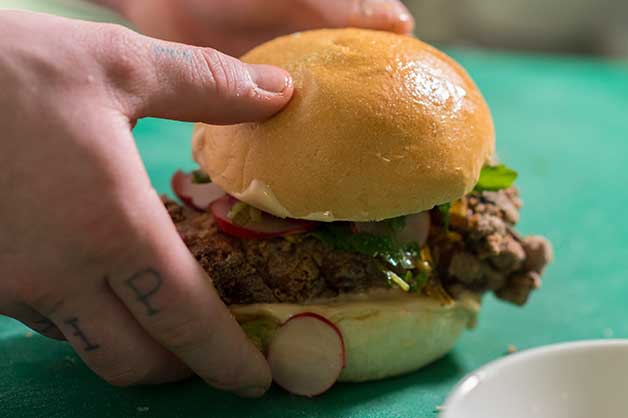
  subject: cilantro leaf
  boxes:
[192,169,211,184]
[310,223,419,268]
[437,202,451,231]
[382,216,406,232]
[240,318,278,351]
[413,270,430,293]
[403,270,428,293]
[474,164,518,192]
[310,223,433,293]
[310,223,397,256]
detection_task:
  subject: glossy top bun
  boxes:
[193,29,494,221]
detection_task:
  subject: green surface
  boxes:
[3,4,628,417]
[1,47,627,418]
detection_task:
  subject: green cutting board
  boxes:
[2,45,628,417]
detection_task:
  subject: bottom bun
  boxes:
[230,289,480,382]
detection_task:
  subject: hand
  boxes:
[0,10,293,397]
[111,0,414,56]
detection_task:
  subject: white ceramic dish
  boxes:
[441,340,628,418]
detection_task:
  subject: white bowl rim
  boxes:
[441,339,628,417]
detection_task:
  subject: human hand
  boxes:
[106,0,414,56]
[0,10,293,397]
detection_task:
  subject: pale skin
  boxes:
[0,1,413,397]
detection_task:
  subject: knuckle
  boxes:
[15,281,61,316]
[197,48,252,99]
[95,23,136,62]
[93,23,145,95]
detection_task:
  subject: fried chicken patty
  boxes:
[164,188,552,306]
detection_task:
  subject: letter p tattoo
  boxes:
[125,269,163,316]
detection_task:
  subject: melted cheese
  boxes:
[232,179,292,218]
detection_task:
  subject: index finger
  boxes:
[107,192,270,397]
[314,0,415,34]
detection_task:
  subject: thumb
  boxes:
[99,27,293,124]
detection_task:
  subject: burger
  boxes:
[164,28,552,396]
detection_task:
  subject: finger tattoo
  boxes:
[64,317,100,351]
[151,41,193,63]
[124,268,163,316]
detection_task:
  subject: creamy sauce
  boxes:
[233,179,340,221]
[230,288,480,328]
[308,288,415,303]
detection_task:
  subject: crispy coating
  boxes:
[164,187,552,306]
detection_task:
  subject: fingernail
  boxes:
[359,0,404,16]
[357,0,415,33]
[235,385,268,398]
[247,64,291,94]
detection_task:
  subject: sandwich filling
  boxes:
[165,165,552,307]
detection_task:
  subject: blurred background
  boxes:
[2,0,628,59]
[403,0,628,58]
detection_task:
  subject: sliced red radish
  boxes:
[267,313,345,397]
[210,195,318,240]
[394,211,431,246]
[353,211,430,246]
[171,170,226,211]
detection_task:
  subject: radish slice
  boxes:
[171,170,226,211]
[353,211,431,246]
[210,195,318,240]
[267,313,345,397]
[394,211,431,246]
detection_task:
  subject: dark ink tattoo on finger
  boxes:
[64,317,100,351]
[151,42,193,63]
[124,268,163,316]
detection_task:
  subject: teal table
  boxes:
[2,46,628,417]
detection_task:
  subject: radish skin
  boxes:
[171,170,225,211]
[267,313,345,396]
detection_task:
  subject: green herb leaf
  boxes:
[240,318,278,351]
[310,223,396,256]
[409,270,429,293]
[248,206,262,223]
[437,202,451,231]
[310,223,419,268]
[474,164,518,192]
[227,201,250,225]
[192,169,211,184]
[310,224,433,293]
[415,270,429,289]
[382,216,406,232]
